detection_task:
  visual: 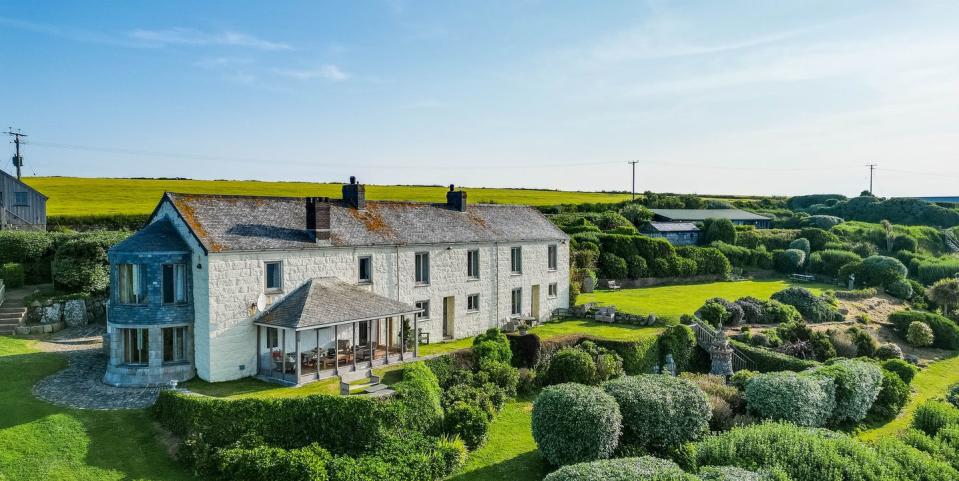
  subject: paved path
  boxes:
[32,324,163,410]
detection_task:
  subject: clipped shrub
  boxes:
[603,375,711,452]
[0,230,54,263]
[799,227,840,251]
[544,347,598,386]
[472,328,512,365]
[886,278,914,300]
[704,218,737,245]
[868,369,910,421]
[0,263,25,288]
[788,238,811,259]
[698,301,730,327]
[881,358,918,384]
[730,340,819,373]
[773,249,805,274]
[890,310,959,349]
[699,466,788,481]
[729,370,758,391]
[658,324,697,373]
[542,456,691,481]
[859,255,909,287]
[443,401,490,450]
[847,326,879,358]
[770,287,840,323]
[599,253,628,280]
[906,321,935,347]
[478,359,519,397]
[874,343,903,360]
[53,230,130,294]
[813,359,883,423]
[744,372,836,427]
[531,383,622,466]
[913,401,959,437]
[808,249,862,278]
[392,361,444,434]
[216,443,331,481]
[626,255,648,279]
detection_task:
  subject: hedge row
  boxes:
[530,334,661,376]
[889,311,959,350]
[0,263,25,288]
[729,340,820,373]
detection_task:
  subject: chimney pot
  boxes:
[343,177,366,209]
[449,184,455,192]
[349,176,356,185]
[446,187,467,212]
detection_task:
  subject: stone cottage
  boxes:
[103,178,570,387]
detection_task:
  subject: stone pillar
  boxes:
[709,323,735,378]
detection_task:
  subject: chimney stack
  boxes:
[306,197,331,242]
[342,176,366,210]
[446,184,467,212]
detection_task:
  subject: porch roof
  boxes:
[253,277,421,330]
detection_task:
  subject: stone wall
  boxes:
[599,274,723,289]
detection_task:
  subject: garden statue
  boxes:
[709,323,735,378]
[652,364,660,374]
[663,354,677,376]
[848,273,856,290]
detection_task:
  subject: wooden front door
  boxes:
[531,285,541,320]
[443,296,455,339]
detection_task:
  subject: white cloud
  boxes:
[129,27,292,51]
[272,65,350,81]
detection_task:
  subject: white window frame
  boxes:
[510,247,523,274]
[548,244,558,271]
[467,249,480,280]
[415,300,430,320]
[467,293,480,312]
[548,282,558,298]
[264,261,283,293]
[414,252,430,285]
[162,326,188,364]
[358,256,372,284]
[511,288,522,316]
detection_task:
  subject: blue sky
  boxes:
[1,0,957,196]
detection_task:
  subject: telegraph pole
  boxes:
[628,160,639,201]
[866,163,877,195]
[4,128,27,180]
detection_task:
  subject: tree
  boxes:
[880,220,894,252]
[618,203,653,227]
[927,278,959,316]
[704,218,737,245]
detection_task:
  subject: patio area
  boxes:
[254,277,423,385]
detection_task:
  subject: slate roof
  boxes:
[110,218,191,253]
[650,208,770,222]
[158,192,567,253]
[254,278,421,329]
[644,222,700,233]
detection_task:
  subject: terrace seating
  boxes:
[594,306,616,323]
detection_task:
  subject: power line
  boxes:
[4,128,27,180]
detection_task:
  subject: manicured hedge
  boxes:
[531,383,622,466]
[392,362,444,434]
[859,256,908,287]
[153,391,395,455]
[868,369,910,421]
[0,263,25,288]
[913,401,959,437]
[881,358,918,384]
[53,230,131,294]
[813,359,883,423]
[602,375,710,452]
[916,258,959,286]
[770,287,841,323]
[809,250,862,278]
[729,340,819,373]
[744,372,836,427]
[506,333,542,369]
[542,456,692,481]
[216,443,332,481]
[0,230,54,263]
[889,311,959,349]
[535,334,660,376]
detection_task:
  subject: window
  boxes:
[162,326,187,363]
[414,252,430,284]
[510,247,523,274]
[265,261,283,292]
[13,192,28,206]
[548,282,558,298]
[467,294,480,312]
[467,249,480,279]
[415,300,430,320]
[162,264,187,304]
[266,327,279,349]
[117,264,145,304]
[511,288,522,315]
[548,244,558,271]
[122,328,149,365]
[358,256,372,284]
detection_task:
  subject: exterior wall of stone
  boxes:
[201,239,569,382]
[103,322,195,387]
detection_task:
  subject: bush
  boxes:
[626,255,648,279]
[602,375,711,452]
[926,278,959,315]
[443,401,489,450]
[770,287,840,323]
[893,235,919,253]
[711,241,753,268]
[813,359,883,423]
[698,466,787,481]
[788,238,811,259]
[478,360,519,397]
[531,384,622,466]
[599,253,628,280]
[868,369,910,421]
[729,340,819,373]
[729,370,758,391]
[773,249,805,274]
[847,326,879,358]
[801,214,844,229]
[658,324,697,373]
[859,256,909,288]
[392,362,444,434]
[677,246,732,277]
[542,456,691,481]
[472,329,512,366]
[0,263,25,288]
[886,278,914,300]
[799,227,840,251]
[809,250,862,278]
[744,372,836,427]
[216,443,331,481]
[698,301,730,327]
[874,343,903,360]
[917,260,959,286]
[704,218,737,245]
[913,401,959,437]
[890,310,959,349]
[506,333,541,369]
[907,321,935,347]
[577,341,624,383]
[881,358,918,384]
[544,347,598,386]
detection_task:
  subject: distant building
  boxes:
[640,222,700,246]
[650,208,771,229]
[0,170,47,231]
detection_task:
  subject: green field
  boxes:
[22,177,634,217]
[577,280,830,321]
[0,337,193,481]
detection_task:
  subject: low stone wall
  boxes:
[599,274,723,289]
[14,321,65,335]
[26,296,107,328]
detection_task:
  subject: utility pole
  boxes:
[628,160,639,201]
[4,128,27,180]
[866,163,877,195]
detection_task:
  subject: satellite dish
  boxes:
[256,293,267,312]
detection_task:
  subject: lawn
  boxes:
[859,354,959,442]
[577,279,830,321]
[448,396,547,481]
[0,337,193,481]
[23,177,634,217]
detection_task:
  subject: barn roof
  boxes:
[0,170,48,199]
[650,208,769,222]
[644,222,700,233]
[253,278,421,329]
[156,192,567,253]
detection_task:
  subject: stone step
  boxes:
[0,306,27,312]
[0,319,21,325]
[365,383,389,393]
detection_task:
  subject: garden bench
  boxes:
[594,306,616,323]
[789,274,815,282]
[607,280,622,290]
